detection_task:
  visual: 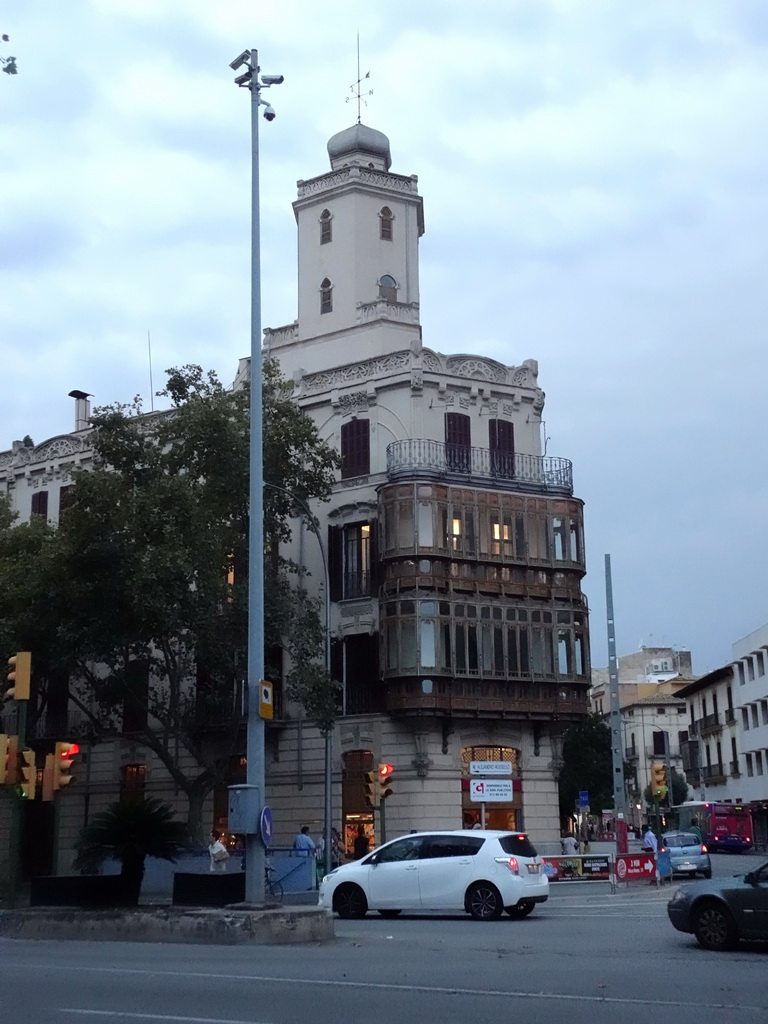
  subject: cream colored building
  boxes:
[1,123,590,874]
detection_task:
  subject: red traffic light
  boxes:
[59,743,80,759]
[378,763,393,779]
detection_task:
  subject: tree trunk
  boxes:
[119,852,146,906]
[186,785,209,847]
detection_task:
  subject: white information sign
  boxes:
[470,761,513,776]
[470,779,513,802]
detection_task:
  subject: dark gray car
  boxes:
[667,860,768,950]
[661,831,711,878]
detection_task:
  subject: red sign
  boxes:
[615,854,656,880]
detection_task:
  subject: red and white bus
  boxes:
[670,801,753,852]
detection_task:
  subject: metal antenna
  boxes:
[347,33,372,123]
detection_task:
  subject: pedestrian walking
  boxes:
[561,833,578,855]
[643,825,658,853]
[353,824,370,859]
[208,831,230,873]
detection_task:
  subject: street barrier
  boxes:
[543,853,671,892]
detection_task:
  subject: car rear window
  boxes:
[497,834,538,857]
[664,834,699,848]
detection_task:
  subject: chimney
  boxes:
[68,390,92,432]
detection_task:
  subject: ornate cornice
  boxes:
[304,351,411,394]
[0,433,93,472]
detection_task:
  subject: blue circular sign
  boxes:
[260,806,273,847]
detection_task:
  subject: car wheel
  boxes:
[333,883,368,919]
[378,909,402,918]
[692,900,737,951]
[505,901,535,918]
[466,882,504,921]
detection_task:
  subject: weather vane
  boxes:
[346,33,372,123]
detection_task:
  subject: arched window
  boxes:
[320,278,333,314]
[379,206,393,241]
[320,209,332,244]
[378,274,397,302]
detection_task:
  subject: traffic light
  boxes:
[5,652,31,702]
[377,763,394,801]
[364,770,376,806]
[19,749,36,799]
[0,734,19,785]
[651,761,668,798]
[52,741,80,791]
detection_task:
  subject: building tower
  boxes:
[265,123,590,848]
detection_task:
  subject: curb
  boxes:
[0,904,335,945]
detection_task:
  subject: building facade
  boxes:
[1,123,589,874]
[264,123,590,852]
[590,646,695,829]
[676,624,768,848]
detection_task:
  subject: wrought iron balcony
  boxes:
[702,762,726,783]
[699,712,722,736]
[386,439,573,494]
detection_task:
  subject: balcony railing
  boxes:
[725,708,737,724]
[385,678,588,718]
[386,440,573,494]
[729,759,741,777]
[702,763,726,783]
[625,746,638,760]
[700,711,721,735]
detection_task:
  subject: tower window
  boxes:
[320,278,333,314]
[378,275,397,302]
[320,209,332,244]
[379,206,393,241]
[341,418,370,478]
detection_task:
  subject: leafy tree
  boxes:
[558,713,614,820]
[74,798,188,905]
[3,362,339,841]
[643,766,688,808]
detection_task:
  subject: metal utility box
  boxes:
[228,784,260,834]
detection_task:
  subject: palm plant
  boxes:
[74,797,189,906]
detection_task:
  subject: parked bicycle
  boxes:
[265,862,284,901]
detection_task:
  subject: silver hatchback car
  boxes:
[661,831,712,878]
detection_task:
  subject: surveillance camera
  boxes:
[261,74,284,85]
[262,104,276,121]
[234,70,252,87]
[229,50,252,71]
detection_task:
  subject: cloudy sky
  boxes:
[3,1,767,675]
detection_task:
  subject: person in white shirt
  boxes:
[208,832,230,873]
[561,833,579,855]
[643,826,658,853]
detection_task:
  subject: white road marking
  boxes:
[51,966,767,1014]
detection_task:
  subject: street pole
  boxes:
[604,554,626,819]
[266,483,333,883]
[231,48,282,904]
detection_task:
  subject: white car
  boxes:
[318,829,549,921]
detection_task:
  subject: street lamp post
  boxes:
[267,484,333,886]
[231,47,282,904]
